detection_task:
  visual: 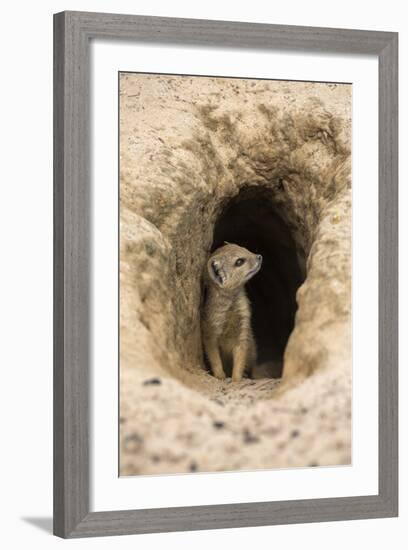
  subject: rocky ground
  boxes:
[119,73,352,476]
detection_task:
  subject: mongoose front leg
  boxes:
[205,339,226,380]
[232,340,248,382]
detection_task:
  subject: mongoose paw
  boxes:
[214,371,226,380]
[232,374,243,383]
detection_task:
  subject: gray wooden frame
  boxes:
[53,10,398,538]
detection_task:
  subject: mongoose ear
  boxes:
[208,259,226,286]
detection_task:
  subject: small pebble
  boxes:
[212,398,225,406]
[213,421,225,429]
[143,378,161,386]
[189,461,198,472]
[291,429,300,438]
[243,429,259,444]
[123,433,144,452]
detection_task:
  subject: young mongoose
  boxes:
[202,243,262,382]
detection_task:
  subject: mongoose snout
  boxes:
[202,243,262,382]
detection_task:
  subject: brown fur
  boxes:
[202,244,262,382]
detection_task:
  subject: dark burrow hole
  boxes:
[211,188,306,378]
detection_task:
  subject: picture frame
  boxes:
[53,10,398,538]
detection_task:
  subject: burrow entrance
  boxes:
[211,187,306,378]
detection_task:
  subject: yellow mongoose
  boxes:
[202,243,262,382]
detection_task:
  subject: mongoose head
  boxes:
[207,243,262,292]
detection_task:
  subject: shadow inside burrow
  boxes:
[210,187,305,379]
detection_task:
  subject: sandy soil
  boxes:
[119,73,352,476]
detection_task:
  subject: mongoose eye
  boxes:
[235,258,245,267]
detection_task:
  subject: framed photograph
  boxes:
[53,11,398,538]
